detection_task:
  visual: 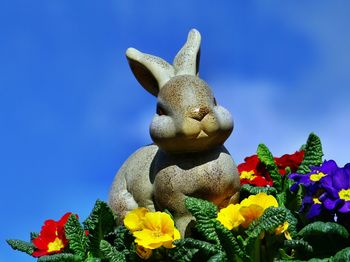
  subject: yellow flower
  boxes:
[124,207,149,232]
[239,193,278,228]
[136,245,152,260]
[133,212,180,249]
[217,204,245,230]
[275,221,292,240]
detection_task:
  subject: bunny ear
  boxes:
[173,29,201,76]
[126,48,175,96]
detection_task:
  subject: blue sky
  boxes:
[1,1,350,261]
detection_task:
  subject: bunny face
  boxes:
[150,75,233,153]
[125,29,234,153]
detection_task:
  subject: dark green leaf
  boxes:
[185,197,218,220]
[65,214,89,258]
[170,238,218,261]
[257,144,282,191]
[333,247,350,262]
[283,239,313,254]
[213,220,250,262]
[298,221,349,239]
[6,239,34,255]
[83,200,116,257]
[207,251,227,262]
[246,207,287,239]
[37,253,82,262]
[297,133,323,174]
[30,232,39,241]
[185,197,219,244]
[99,240,126,262]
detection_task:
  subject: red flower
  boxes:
[238,155,273,187]
[274,151,304,175]
[238,151,304,187]
[32,212,76,257]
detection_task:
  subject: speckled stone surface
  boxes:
[109,29,240,236]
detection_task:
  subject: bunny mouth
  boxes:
[196,130,209,139]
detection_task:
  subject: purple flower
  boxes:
[289,160,338,192]
[320,163,350,213]
[288,160,340,219]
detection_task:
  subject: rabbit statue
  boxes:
[109,29,240,236]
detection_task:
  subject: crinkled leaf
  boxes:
[297,133,323,174]
[333,247,350,262]
[246,207,287,239]
[298,222,349,258]
[65,214,89,258]
[6,239,34,255]
[207,251,227,262]
[185,197,219,244]
[37,253,82,262]
[257,144,282,191]
[284,208,298,238]
[284,239,313,254]
[298,221,349,239]
[240,184,277,196]
[83,200,116,257]
[100,240,126,262]
[213,220,250,262]
[170,238,218,261]
[30,232,39,241]
[185,197,218,220]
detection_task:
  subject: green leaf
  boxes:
[185,197,218,220]
[185,197,219,244]
[207,251,227,262]
[30,232,39,241]
[37,253,82,262]
[333,247,350,261]
[170,238,218,262]
[6,239,34,255]
[297,133,323,174]
[99,240,126,262]
[246,207,287,240]
[240,184,277,196]
[65,214,89,258]
[298,221,349,239]
[283,239,313,254]
[297,222,349,258]
[83,200,116,257]
[257,144,282,191]
[213,220,250,262]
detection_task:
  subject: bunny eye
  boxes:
[213,97,217,106]
[156,104,167,116]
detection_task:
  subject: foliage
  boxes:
[7,133,350,261]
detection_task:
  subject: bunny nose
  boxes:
[190,106,210,121]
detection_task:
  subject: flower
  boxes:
[275,222,292,240]
[289,160,340,219]
[289,160,338,192]
[239,193,278,228]
[238,155,273,187]
[217,203,245,230]
[238,151,304,187]
[126,211,180,250]
[320,163,350,214]
[32,212,74,257]
[124,207,149,232]
[274,151,304,175]
[136,245,152,260]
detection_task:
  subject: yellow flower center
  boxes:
[309,172,326,182]
[47,237,64,253]
[240,170,256,180]
[313,198,322,204]
[339,189,350,201]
